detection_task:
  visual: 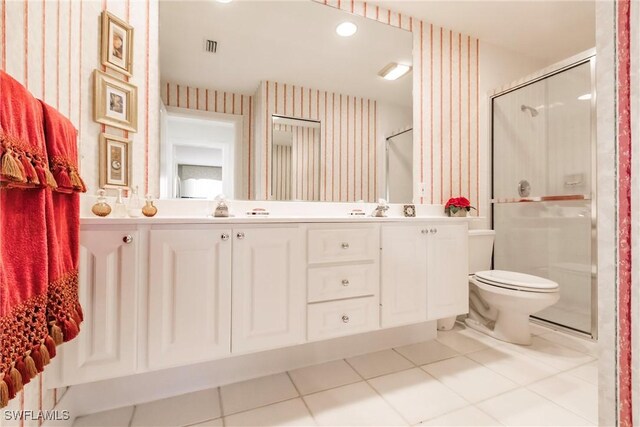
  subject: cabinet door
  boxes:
[148,228,232,369]
[380,226,428,327]
[232,227,305,353]
[55,228,139,386]
[426,224,469,320]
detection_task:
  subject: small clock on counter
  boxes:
[403,204,416,217]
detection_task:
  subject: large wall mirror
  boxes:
[159,1,413,202]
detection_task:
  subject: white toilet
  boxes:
[465,230,560,345]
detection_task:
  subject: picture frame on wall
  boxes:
[94,70,138,132]
[100,133,132,188]
[101,11,133,76]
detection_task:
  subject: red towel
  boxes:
[40,101,85,350]
[0,71,55,408]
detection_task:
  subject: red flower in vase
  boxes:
[445,197,476,215]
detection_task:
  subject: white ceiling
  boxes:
[372,0,595,65]
[159,1,414,107]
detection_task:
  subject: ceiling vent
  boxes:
[205,40,218,53]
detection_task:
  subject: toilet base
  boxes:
[465,311,533,346]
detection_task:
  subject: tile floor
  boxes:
[74,323,598,427]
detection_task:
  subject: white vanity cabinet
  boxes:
[54,217,468,388]
[425,224,469,320]
[381,223,469,326]
[54,227,139,386]
[148,227,232,369]
[231,226,306,353]
[380,225,428,327]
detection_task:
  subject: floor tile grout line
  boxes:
[127,405,136,427]
[217,386,226,427]
[342,357,412,426]
[525,379,598,424]
[285,371,319,426]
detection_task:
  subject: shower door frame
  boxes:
[489,49,598,340]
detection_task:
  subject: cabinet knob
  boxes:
[341,315,350,323]
[341,242,350,249]
[236,232,245,240]
[341,279,350,286]
[122,235,133,244]
[432,228,438,234]
[221,233,230,241]
[421,229,427,234]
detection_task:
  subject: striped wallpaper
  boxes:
[272,144,292,200]
[0,0,160,197]
[317,0,481,213]
[0,0,158,419]
[161,82,254,199]
[257,80,379,202]
[272,125,322,201]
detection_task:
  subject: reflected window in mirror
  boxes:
[159,1,412,202]
[161,107,240,199]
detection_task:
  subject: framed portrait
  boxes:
[99,133,132,188]
[94,70,138,132]
[101,11,133,76]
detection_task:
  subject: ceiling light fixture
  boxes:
[216,0,233,3]
[336,22,357,37]
[378,63,412,81]
[577,93,592,100]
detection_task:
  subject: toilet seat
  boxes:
[474,270,559,293]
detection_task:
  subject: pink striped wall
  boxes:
[161,82,254,199]
[259,80,379,202]
[318,0,480,212]
[272,144,292,200]
[1,0,160,197]
[0,0,159,421]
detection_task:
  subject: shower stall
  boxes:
[491,52,596,338]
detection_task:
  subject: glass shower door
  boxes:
[492,59,595,335]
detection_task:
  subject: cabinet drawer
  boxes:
[308,264,378,302]
[308,296,379,341]
[308,228,379,264]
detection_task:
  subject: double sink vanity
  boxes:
[49,200,470,389]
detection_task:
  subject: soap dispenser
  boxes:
[213,194,230,218]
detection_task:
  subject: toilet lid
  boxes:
[475,270,559,292]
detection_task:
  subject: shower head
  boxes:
[521,104,539,117]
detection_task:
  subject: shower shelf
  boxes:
[491,194,591,204]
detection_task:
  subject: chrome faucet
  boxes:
[371,199,389,217]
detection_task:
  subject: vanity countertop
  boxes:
[80,215,480,225]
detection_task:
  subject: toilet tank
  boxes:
[468,230,495,274]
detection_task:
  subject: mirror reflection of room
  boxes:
[159,1,413,202]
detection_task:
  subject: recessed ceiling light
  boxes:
[378,63,412,81]
[216,0,233,3]
[336,22,357,37]
[577,93,592,100]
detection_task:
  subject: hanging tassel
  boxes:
[19,155,39,184]
[3,374,15,400]
[34,164,48,187]
[68,168,85,191]
[1,149,26,182]
[40,344,51,366]
[45,335,57,358]
[10,367,23,393]
[51,323,64,345]
[24,354,38,379]
[76,303,84,322]
[15,359,30,386]
[53,168,73,190]
[0,379,8,409]
[62,318,79,341]
[44,166,58,189]
[31,347,44,373]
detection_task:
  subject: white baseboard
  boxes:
[57,321,436,418]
